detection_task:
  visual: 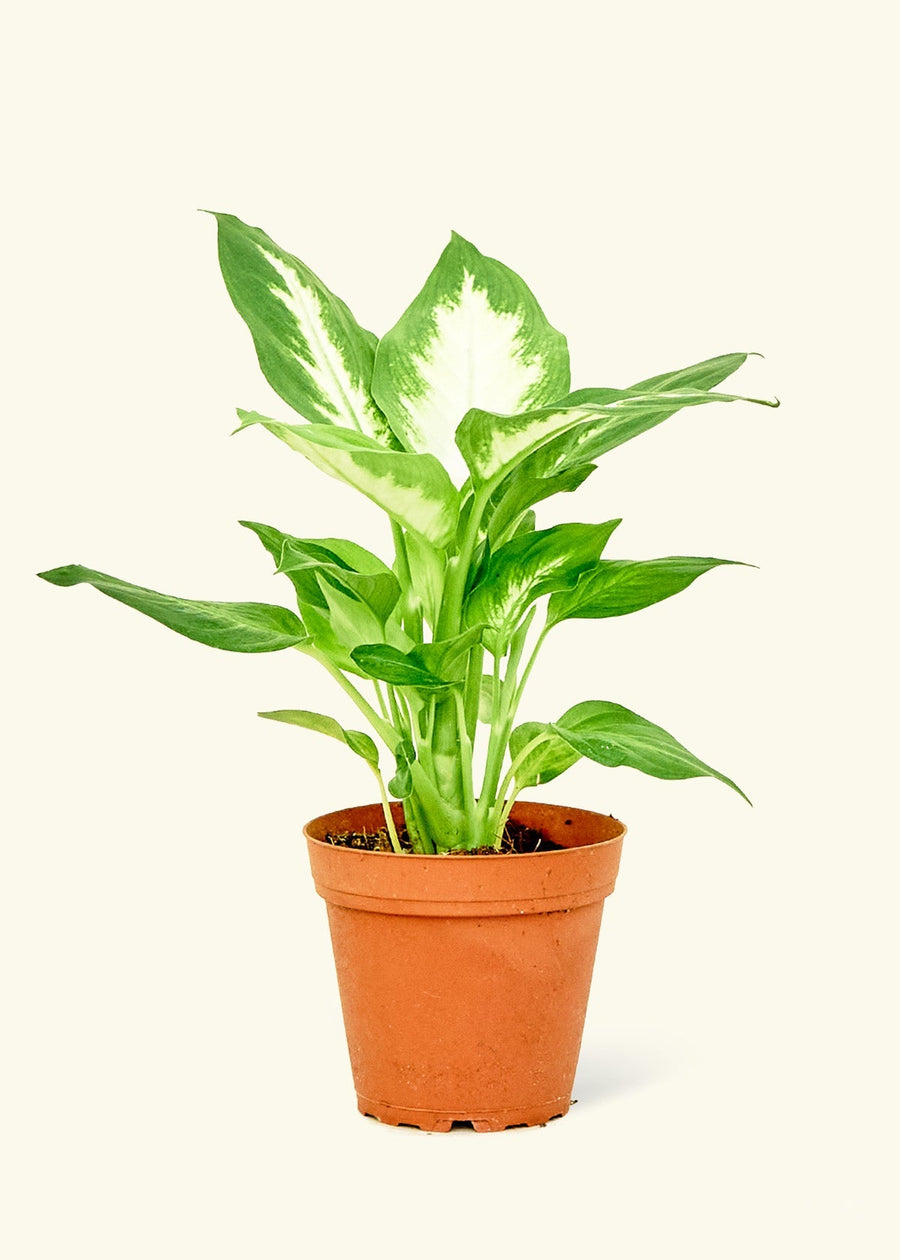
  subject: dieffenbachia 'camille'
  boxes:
[39,213,777,853]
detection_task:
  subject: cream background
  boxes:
[3,2,897,1256]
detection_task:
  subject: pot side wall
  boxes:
[305,801,625,1132]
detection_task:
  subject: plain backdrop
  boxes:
[3,2,897,1257]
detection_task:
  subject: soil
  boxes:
[323,816,566,855]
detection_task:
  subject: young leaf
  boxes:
[547,557,747,627]
[465,521,621,650]
[350,643,451,689]
[478,673,496,724]
[317,575,391,650]
[371,232,570,471]
[211,212,396,445]
[37,566,307,652]
[487,462,596,547]
[258,709,379,768]
[404,531,445,631]
[388,739,416,797]
[241,520,398,618]
[551,700,749,801]
[236,411,459,548]
[413,626,485,683]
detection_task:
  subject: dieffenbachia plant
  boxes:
[39,214,777,853]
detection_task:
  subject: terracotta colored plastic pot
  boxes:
[304,800,625,1132]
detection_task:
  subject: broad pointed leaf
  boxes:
[240,520,396,614]
[211,212,395,444]
[509,721,580,788]
[258,709,379,768]
[630,351,755,394]
[413,626,485,683]
[38,565,307,652]
[457,387,778,488]
[465,521,621,650]
[350,643,450,689]
[551,700,749,801]
[372,232,569,473]
[487,462,595,547]
[547,557,747,627]
[237,411,459,548]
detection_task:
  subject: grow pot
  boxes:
[304,800,625,1132]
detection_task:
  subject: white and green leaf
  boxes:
[37,565,307,653]
[461,386,778,489]
[465,521,621,650]
[258,708,379,768]
[212,212,395,444]
[236,410,459,548]
[372,232,569,474]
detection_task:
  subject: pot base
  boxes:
[358,1094,570,1132]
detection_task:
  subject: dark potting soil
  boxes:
[323,817,567,855]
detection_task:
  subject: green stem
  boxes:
[512,622,549,713]
[453,688,477,841]
[373,679,390,723]
[495,731,555,807]
[299,645,401,752]
[371,767,403,853]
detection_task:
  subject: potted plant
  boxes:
[39,213,776,1131]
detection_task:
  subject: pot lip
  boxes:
[303,800,626,859]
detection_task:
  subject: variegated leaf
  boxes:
[630,351,755,393]
[457,403,602,486]
[459,387,778,487]
[236,410,459,548]
[465,521,621,650]
[372,232,569,476]
[212,212,396,445]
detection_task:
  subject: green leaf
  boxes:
[456,402,602,486]
[457,387,778,488]
[465,521,621,650]
[317,576,390,650]
[388,737,416,797]
[210,212,396,445]
[404,531,445,631]
[551,700,749,801]
[241,520,397,615]
[509,721,581,788]
[38,565,307,653]
[413,626,485,683]
[630,351,755,394]
[258,709,379,768]
[371,232,569,473]
[487,462,595,547]
[547,557,747,627]
[350,643,451,689]
[236,411,459,548]
[478,673,496,724]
